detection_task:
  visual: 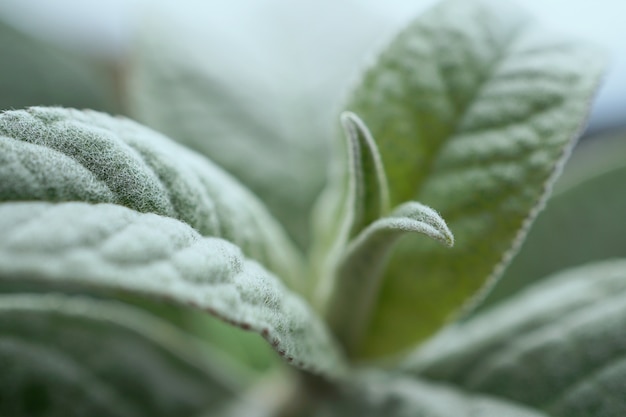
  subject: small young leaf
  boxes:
[0,107,302,288]
[404,260,626,417]
[311,371,548,417]
[0,202,347,378]
[311,112,390,307]
[341,111,391,238]
[0,293,238,417]
[344,0,605,357]
[325,202,453,354]
[477,133,626,311]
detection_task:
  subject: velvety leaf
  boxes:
[477,132,626,310]
[340,111,391,239]
[343,0,605,357]
[0,293,237,417]
[0,107,302,287]
[310,112,390,309]
[403,260,626,417]
[0,19,117,112]
[324,202,453,355]
[310,372,548,417]
[0,202,347,378]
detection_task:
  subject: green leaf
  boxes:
[342,0,605,357]
[477,132,626,310]
[0,202,347,378]
[403,260,626,417]
[0,293,238,417]
[310,112,391,305]
[311,372,548,417]
[323,202,453,355]
[0,107,302,288]
[340,111,391,239]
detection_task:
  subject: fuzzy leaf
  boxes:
[0,293,237,417]
[341,111,391,238]
[404,260,626,417]
[0,107,302,287]
[344,0,605,357]
[0,202,346,378]
[311,372,548,417]
[478,133,626,310]
[310,112,391,308]
[324,202,453,355]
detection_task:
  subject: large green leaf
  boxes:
[0,293,237,417]
[310,372,548,417]
[478,133,626,310]
[337,0,604,357]
[0,202,346,378]
[0,107,302,287]
[403,260,626,416]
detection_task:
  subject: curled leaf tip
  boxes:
[388,201,454,248]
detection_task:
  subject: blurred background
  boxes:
[0,0,624,133]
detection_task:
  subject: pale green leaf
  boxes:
[0,202,347,378]
[404,260,626,417]
[340,111,391,239]
[478,132,626,310]
[324,202,453,355]
[310,112,391,305]
[342,0,605,357]
[0,107,302,288]
[310,371,548,417]
[0,293,237,417]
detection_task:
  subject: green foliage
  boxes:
[0,107,303,286]
[0,201,345,378]
[404,260,626,416]
[340,0,605,357]
[0,294,237,417]
[0,0,621,415]
[311,372,549,417]
[478,132,626,309]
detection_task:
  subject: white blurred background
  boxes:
[0,0,624,133]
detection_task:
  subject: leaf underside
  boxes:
[343,0,605,357]
[404,260,626,417]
